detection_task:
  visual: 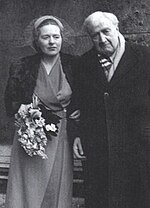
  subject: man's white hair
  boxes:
[83,11,119,33]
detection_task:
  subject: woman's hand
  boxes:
[32,94,40,108]
[73,137,86,159]
[69,110,80,121]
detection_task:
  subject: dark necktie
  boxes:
[98,54,112,80]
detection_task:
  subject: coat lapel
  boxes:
[109,43,140,87]
[86,43,141,91]
[85,48,108,90]
[60,53,73,90]
[29,54,41,82]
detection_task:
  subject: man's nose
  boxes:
[99,33,106,42]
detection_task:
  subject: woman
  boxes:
[4,15,79,208]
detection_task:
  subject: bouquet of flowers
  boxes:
[15,98,59,159]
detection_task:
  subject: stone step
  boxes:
[0,194,85,208]
[0,174,85,197]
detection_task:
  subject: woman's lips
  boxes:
[48,47,57,50]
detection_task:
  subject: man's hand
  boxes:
[73,137,86,159]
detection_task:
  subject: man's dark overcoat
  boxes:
[75,42,150,208]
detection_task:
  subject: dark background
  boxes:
[1,0,150,144]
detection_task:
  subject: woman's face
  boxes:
[37,24,62,56]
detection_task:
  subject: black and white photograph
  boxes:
[0,1,150,208]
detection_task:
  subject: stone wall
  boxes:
[1,0,150,144]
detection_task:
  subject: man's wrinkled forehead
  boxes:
[87,16,114,33]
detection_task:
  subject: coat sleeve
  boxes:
[67,56,83,140]
[4,60,23,116]
[67,56,80,113]
[71,55,89,150]
[64,56,81,141]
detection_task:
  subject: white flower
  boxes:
[16,101,58,159]
[35,118,45,127]
[32,143,38,150]
[29,108,42,117]
[45,124,57,132]
[26,128,35,137]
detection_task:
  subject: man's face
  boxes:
[88,17,119,56]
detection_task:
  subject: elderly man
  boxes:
[73,11,150,208]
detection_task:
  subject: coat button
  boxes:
[104,92,109,97]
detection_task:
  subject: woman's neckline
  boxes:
[41,54,60,75]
